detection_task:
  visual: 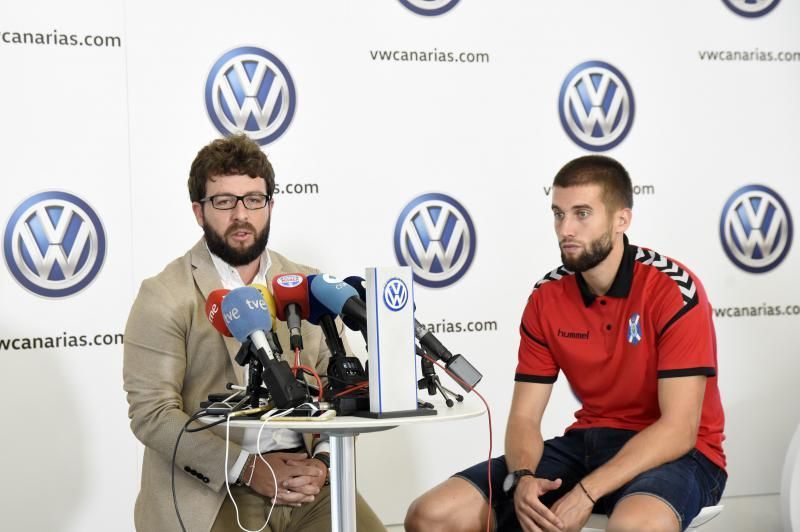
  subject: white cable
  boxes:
[255,417,281,522]
[224,415,270,532]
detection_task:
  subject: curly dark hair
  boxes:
[188,134,275,202]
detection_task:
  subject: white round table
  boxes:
[217,395,486,532]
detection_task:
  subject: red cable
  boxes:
[419,353,493,532]
[334,381,369,397]
[291,348,324,402]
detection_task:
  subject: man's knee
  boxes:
[405,492,448,531]
[405,478,488,532]
[607,495,680,532]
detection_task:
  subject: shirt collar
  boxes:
[575,234,635,307]
[206,242,272,290]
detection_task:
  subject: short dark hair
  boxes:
[188,134,275,202]
[553,155,633,211]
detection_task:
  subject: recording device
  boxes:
[272,273,310,351]
[250,283,283,354]
[309,274,367,333]
[205,289,232,337]
[262,408,336,421]
[306,276,349,359]
[344,275,482,392]
[222,286,276,358]
[222,287,307,409]
[414,320,482,392]
[306,275,369,413]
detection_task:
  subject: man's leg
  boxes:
[604,450,727,532]
[406,434,588,532]
[283,486,386,532]
[211,485,275,532]
[405,476,494,532]
[606,494,680,532]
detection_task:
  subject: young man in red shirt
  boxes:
[405,155,726,532]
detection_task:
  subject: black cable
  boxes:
[172,410,208,532]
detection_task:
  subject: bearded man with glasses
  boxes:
[123,134,384,532]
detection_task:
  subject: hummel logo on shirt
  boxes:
[557,329,590,340]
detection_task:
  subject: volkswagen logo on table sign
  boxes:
[394,193,476,288]
[722,0,780,17]
[398,0,460,16]
[558,60,635,152]
[205,46,296,146]
[383,278,409,311]
[720,184,793,273]
[4,191,106,298]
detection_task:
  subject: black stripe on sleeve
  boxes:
[658,298,699,337]
[520,322,548,348]
[657,367,716,379]
[515,373,558,384]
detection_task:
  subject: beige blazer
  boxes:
[123,239,344,532]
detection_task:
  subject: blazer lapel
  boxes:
[190,239,245,385]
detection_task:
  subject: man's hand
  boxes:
[550,486,595,532]
[247,452,324,506]
[284,455,328,492]
[514,476,565,532]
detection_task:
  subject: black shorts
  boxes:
[454,428,726,531]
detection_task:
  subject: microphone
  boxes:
[414,320,482,392]
[250,283,283,354]
[343,275,481,391]
[305,275,347,357]
[221,286,275,361]
[309,274,367,331]
[222,286,308,408]
[250,284,277,329]
[205,289,232,337]
[272,274,310,351]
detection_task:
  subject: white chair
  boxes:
[782,423,800,532]
[581,504,723,531]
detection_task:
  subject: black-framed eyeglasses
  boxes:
[199,193,271,210]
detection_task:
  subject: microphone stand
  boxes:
[234,339,271,408]
[416,345,463,408]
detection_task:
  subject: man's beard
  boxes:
[204,219,270,267]
[560,228,613,273]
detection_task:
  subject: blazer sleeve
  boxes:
[123,276,243,492]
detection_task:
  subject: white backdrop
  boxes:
[1,0,798,529]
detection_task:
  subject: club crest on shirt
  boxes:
[627,313,642,345]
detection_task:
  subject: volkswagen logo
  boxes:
[720,184,793,273]
[558,60,635,152]
[383,278,409,311]
[205,46,296,146]
[4,191,106,298]
[722,0,780,17]
[398,0,460,16]
[394,193,476,288]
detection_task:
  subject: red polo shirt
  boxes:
[515,236,726,471]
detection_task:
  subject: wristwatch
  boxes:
[314,453,331,486]
[503,469,535,494]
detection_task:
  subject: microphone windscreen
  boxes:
[250,283,278,329]
[343,276,366,301]
[305,274,329,325]
[310,274,358,316]
[205,289,232,337]
[272,274,310,321]
[221,286,272,343]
